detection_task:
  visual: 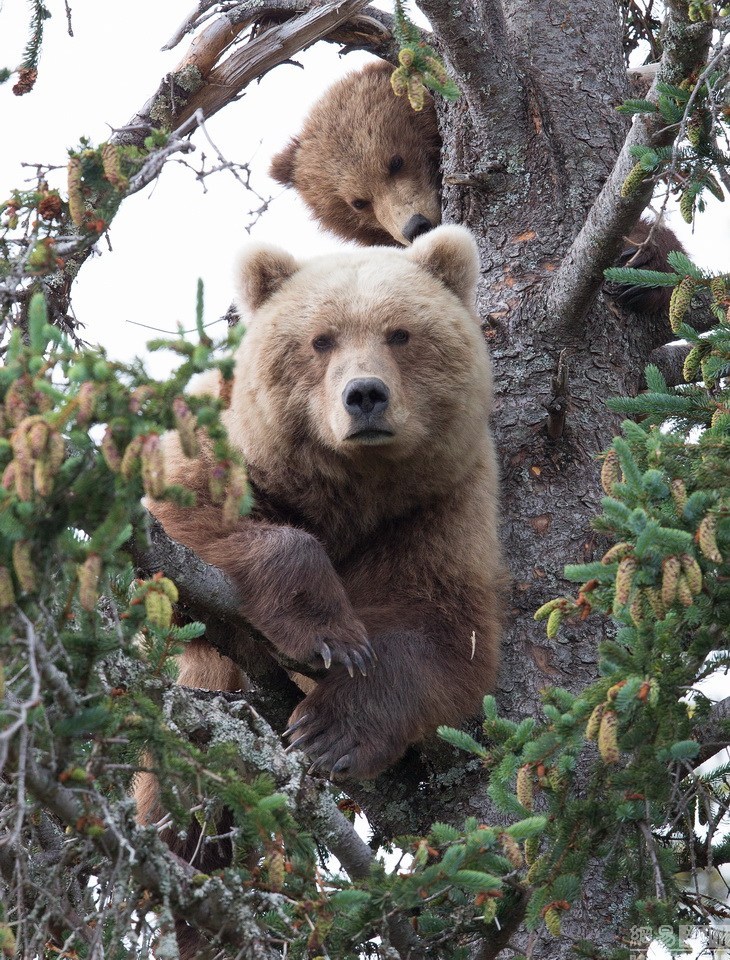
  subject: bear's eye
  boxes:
[312,334,335,352]
[351,198,370,211]
[387,329,410,346]
[389,155,404,175]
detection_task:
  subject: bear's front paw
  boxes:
[284,686,403,779]
[272,613,375,678]
[311,625,375,678]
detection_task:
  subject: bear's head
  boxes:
[269,60,442,248]
[228,226,492,518]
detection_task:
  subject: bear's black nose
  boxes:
[343,378,390,417]
[402,214,434,243]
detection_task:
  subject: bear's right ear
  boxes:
[406,225,480,308]
[234,244,300,312]
[269,137,301,186]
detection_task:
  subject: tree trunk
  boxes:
[347,0,694,952]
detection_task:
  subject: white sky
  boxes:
[1,0,728,375]
[0,1,376,371]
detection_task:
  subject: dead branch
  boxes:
[18,646,426,959]
[120,0,392,146]
[28,1,394,334]
[176,0,376,127]
[162,1,233,51]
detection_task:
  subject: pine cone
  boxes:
[661,556,681,607]
[620,162,647,199]
[601,449,622,495]
[598,710,620,764]
[698,513,722,563]
[38,192,63,220]
[669,276,696,333]
[12,67,37,96]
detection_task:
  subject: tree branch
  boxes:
[22,746,283,957]
[15,636,427,960]
[545,2,712,330]
[119,0,392,145]
[133,513,325,683]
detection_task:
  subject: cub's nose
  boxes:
[342,378,390,417]
[402,214,434,243]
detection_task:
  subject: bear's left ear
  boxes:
[269,137,301,186]
[234,243,300,312]
[406,225,479,308]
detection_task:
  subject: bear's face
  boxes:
[270,61,442,248]
[230,227,491,503]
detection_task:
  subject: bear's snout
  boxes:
[343,377,390,417]
[402,214,434,243]
[341,378,393,441]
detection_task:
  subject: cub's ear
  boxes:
[269,137,301,186]
[406,225,479,307]
[234,243,300,312]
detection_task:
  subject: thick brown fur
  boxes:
[140,226,503,958]
[270,60,442,246]
[148,225,503,781]
[607,218,685,314]
[270,58,683,315]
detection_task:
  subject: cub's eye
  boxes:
[387,329,410,346]
[351,198,369,211]
[389,155,404,175]
[312,334,335,352]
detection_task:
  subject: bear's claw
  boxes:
[330,755,351,776]
[314,634,375,676]
[318,641,332,669]
[350,650,368,677]
[282,715,309,738]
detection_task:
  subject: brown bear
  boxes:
[270,58,682,314]
[269,59,442,247]
[145,224,503,782]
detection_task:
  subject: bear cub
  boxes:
[271,58,683,315]
[149,225,504,780]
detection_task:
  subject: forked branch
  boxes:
[545,1,712,330]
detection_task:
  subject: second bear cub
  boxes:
[271,58,683,315]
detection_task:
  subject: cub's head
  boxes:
[269,60,442,248]
[230,226,491,489]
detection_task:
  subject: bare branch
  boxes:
[19,722,282,956]
[639,819,667,900]
[17,641,426,960]
[176,0,373,127]
[545,2,713,329]
[120,0,391,146]
[16,1,393,334]
[162,0,230,51]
